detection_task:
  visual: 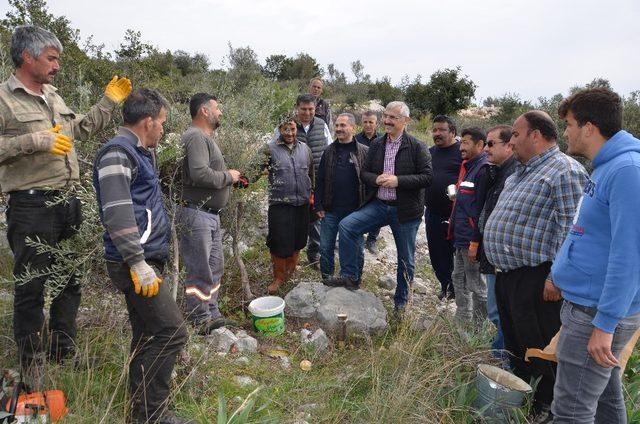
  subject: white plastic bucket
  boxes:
[248,296,286,336]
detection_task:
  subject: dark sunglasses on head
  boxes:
[486,140,507,148]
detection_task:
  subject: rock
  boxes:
[410,315,435,331]
[317,288,387,335]
[235,334,258,353]
[206,327,238,353]
[234,375,257,388]
[378,274,396,290]
[280,356,291,370]
[298,403,319,412]
[301,328,329,353]
[284,281,329,319]
[235,356,250,365]
[412,278,430,295]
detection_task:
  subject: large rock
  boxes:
[317,287,387,334]
[284,281,328,319]
[285,282,387,335]
[378,274,396,290]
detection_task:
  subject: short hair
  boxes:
[386,101,410,118]
[461,127,486,144]
[522,110,558,141]
[11,25,63,67]
[296,94,316,106]
[362,110,377,120]
[558,88,622,138]
[432,115,457,135]
[309,77,323,85]
[122,88,168,125]
[189,92,218,119]
[487,125,512,143]
[337,113,356,127]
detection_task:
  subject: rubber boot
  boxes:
[285,250,300,282]
[268,254,287,294]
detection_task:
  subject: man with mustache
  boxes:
[176,93,241,334]
[0,25,131,372]
[425,115,462,301]
[309,77,332,127]
[448,127,489,325]
[316,113,368,286]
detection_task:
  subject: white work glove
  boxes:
[129,260,161,297]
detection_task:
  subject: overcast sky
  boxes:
[2,0,638,102]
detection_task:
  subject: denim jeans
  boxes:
[338,199,421,307]
[552,301,640,423]
[483,273,505,354]
[319,209,363,279]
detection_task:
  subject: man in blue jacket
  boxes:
[448,127,489,325]
[551,88,640,423]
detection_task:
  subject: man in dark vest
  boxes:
[478,125,516,362]
[271,94,331,267]
[425,115,462,301]
[315,113,368,285]
[355,110,382,254]
[93,89,191,424]
[448,127,489,326]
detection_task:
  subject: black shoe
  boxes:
[323,276,347,287]
[308,256,320,270]
[344,278,361,291]
[365,240,378,255]
[437,289,447,300]
[196,317,237,335]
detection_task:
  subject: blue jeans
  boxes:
[483,273,505,355]
[338,199,421,307]
[552,301,640,423]
[319,209,363,279]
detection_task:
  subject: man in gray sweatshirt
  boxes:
[177,92,240,334]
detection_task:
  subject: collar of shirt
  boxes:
[276,138,298,150]
[386,132,403,144]
[118,126,145,148]
[517,145,559,174]
[8,74,57,97]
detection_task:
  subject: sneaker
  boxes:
[322,276,347,288]
[197,317,237,335]
[365,240,378,255]
[343,278,361,291]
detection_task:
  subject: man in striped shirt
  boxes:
[483,110,587,420]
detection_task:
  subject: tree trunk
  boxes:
[232,201,254,302]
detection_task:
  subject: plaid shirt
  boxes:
[377,133,403,201]
[483,146,587,275]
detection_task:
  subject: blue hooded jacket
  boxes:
[552,130,640,333]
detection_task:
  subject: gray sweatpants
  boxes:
[176,205,224,323]
[451,247,487,324]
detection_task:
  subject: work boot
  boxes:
[343,277,361,291]
[322,276,347,287]
[196,317,238,336]
[268,254,287,294]
[365,239,378,255]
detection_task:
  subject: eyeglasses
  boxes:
[382,113,403,121]
[486,140,507,148]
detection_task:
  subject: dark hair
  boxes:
[461,127,486,144]
[122,88,168,125]
[558,88,622,138]
[362,110,377,119]
[296,94,316,106]
[432,115,457,135]
[487,125,512,143]
[189,92,218,119]
[11,25,63,67]
[522,111,558,141]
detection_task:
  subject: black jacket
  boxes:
[479,155,517,273]
[361,131,433,222]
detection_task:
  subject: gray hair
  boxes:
[386,101,410,118]
[337,113,356,127]
[11,25,63,68]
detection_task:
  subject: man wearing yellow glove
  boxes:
[0,25,132,370]
[93,88,190,424]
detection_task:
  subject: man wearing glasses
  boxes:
[325,101,432,317]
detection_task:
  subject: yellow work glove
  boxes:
[48,124,73,156]
[104,75,132,103]
[130,260,161,297]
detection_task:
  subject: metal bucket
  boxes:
[474,364,532,422]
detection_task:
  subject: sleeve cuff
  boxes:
[98,95,119,111]
[592,311,619,334]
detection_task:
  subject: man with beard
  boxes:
[177,93,241,334]
[0,25,131,372]
[424,115,462,300]
[448,127,489,325]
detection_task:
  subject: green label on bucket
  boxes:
[252,313,285,336]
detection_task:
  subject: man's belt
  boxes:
[379,199,398,207]
[182,201,221,215]
[9,189,62,197]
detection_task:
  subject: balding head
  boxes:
[521,110,558,142]
[511,110,558,164]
